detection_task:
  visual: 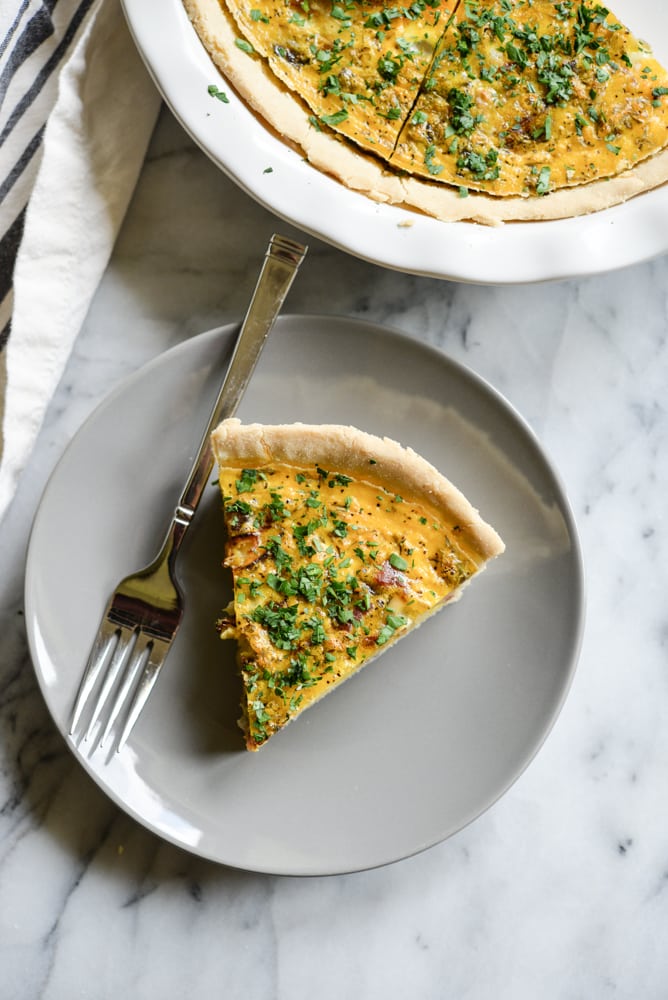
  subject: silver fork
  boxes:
[69,233,307,755]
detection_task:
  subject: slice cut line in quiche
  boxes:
[211,419,505,750]
[221,0,459,159]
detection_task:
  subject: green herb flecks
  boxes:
[234,38,255,55]
[376,612,408,646]
[320,108,349,127]
[251,602,301,650]
[446,87,483,136]
[389,552,408,571]
[457,146,500,182]
[536,164,551,194]
[236,468,260,493]
[424,143,443,176]
[208,84,229,103]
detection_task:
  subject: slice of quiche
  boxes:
[211,419,504,750]
[390,0,668,196]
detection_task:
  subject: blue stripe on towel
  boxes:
[0,0,98,354]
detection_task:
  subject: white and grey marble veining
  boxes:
[1,106,668,999]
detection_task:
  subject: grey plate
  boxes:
[25,315,584,876]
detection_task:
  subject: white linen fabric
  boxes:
[0,0,160,522]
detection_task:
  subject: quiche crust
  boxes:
[184,0,668,224]
[212,419,504,749]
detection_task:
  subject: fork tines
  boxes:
[69,618,165,754]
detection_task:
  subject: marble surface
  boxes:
[2,105,668,998]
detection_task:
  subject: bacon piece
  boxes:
[375,560,407,589]
[224,533,264,568]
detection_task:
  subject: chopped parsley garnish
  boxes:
[446,88,482,137]
[251,602,301,650]
[331,517,348,538]
[536,52,574,104]
[376,612,408,646]
[236,468,260,493]
[377,52,403,83]
[457,147,500,182]
[207,84,229,103]
[266,492,288,521]
[225,499,253,516]
[536,165,551,194]
[424,144,443,176]
[234,38,255,54]
[320,109,349,127]
[389,552,408,571]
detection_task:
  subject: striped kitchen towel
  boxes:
[0,0,160,523]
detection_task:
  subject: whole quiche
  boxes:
[184,0,668,223]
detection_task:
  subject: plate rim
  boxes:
[25,313,586,875]
[121,0,668,284]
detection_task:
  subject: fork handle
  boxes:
[164,234,307,562]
